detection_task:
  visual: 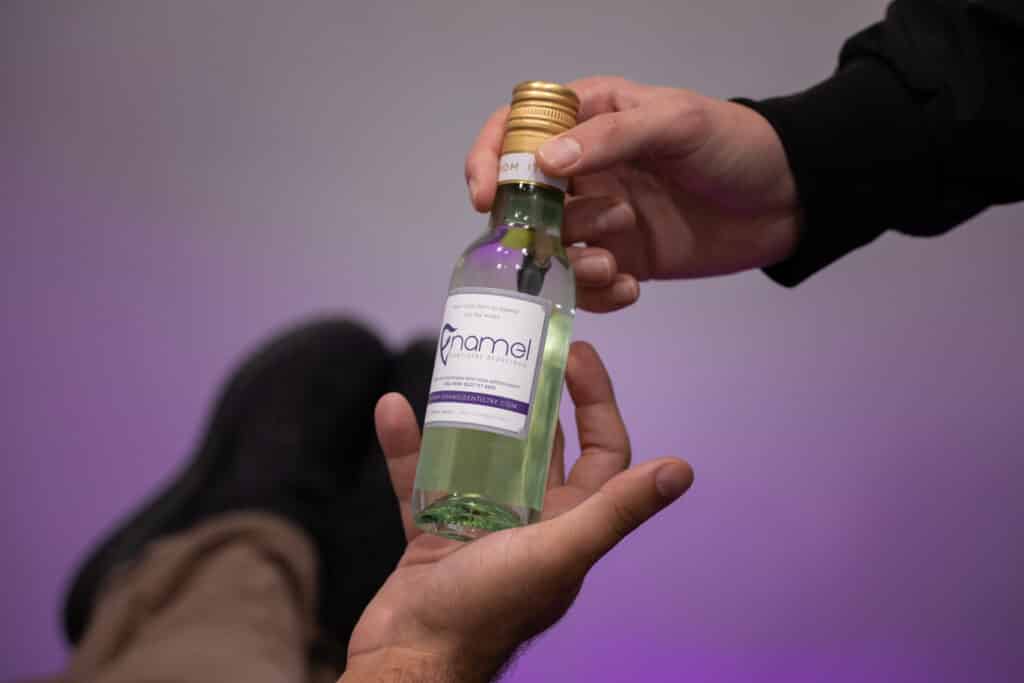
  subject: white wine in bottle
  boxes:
[412,81,579,540]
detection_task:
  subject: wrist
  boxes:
[342,647,500,683]
[717,98,799,213]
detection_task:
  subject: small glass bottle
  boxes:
[412,81,579,540]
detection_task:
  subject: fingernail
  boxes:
[595,203,633,233]
[467,178,478,205]
[575,255,612,281]
[612,277,639,302]
[538,136,582,170]
[656,464,692,501]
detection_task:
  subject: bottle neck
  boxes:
[489,182,564,233]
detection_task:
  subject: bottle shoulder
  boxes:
[449,224,574,310]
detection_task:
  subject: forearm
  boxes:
[340,648,499,683]
[740,0,1024,285]
[737,57,931,285]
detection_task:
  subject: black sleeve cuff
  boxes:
[735,58,935,286]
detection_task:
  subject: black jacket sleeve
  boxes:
[737,0,1024,286]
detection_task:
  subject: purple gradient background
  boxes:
[3,1,1022,680]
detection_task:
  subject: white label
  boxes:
[497,152,568,192]
[425,288,550,438]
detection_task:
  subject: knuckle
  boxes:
[602,491,642,542]
[596,113,623,140]
[669,97,711,141]
[574,75,628,112]
[598,74,628,89]
[621,436,633,468]
[574,74,615,91]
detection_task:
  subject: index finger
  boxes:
[564,75,655,121]
[374,392,422,541]
[465,105,509,212]
[564,341,632,493]
[464,78,648,210]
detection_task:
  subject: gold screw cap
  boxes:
[501,81,580,155]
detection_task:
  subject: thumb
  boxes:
[542,458,694,570]
[536,96,712,178]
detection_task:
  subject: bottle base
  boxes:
[412,489,537,542]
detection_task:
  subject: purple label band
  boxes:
[428,390,529,416]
